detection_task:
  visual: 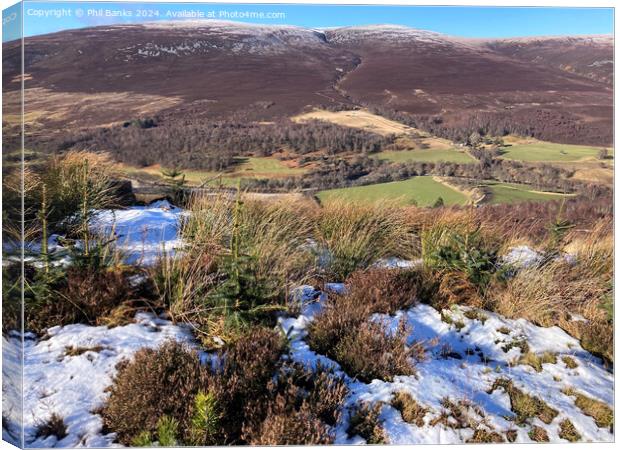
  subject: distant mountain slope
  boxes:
[485,35,613,85]
[2,21,613,145]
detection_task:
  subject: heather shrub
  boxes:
[307,268,424,356]
[315,199,417,280]
[2,261,23,334]
[208,327,286,443]
[304,364,349,426]
[306,291,368,356]
[242,370,336,445]
[333,319,423,382]
[244,404,334,445]
[25,265,138,333]
[347,402,387,444]
[343,268,421,314]
[307,268,425,381]
[102,341,207,445]
[35,413,67,441]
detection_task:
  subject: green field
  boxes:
[483,182,570,204]
[499,142,609,162]
[317,176,469,207]
[373,148,475,164]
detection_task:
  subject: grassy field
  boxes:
[292,109,412,136]
[121,156,307,186]
[317,176,469,207]
[499,140,610,162]
[234,157,306,176]
[482,182,570,204]
[374,148,475,164]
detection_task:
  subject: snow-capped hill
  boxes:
[116,20,332,58]
[326,24,453,46]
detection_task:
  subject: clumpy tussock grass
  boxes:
[316,199,417,281]
[489,379,558,425]
[558,418,581,442]
[562,388,613,430]
[489,228,613,364]
[391,391,429,427]
[518,351,557,372]
[528,425,549,442]
[167,192,315,342]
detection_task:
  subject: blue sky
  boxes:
[3,2,614,42]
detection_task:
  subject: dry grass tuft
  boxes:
[64,345,107,357]
[561,356,579,369]
[467,428,505,443]
[489,379,557,425]
[558,418,581,442]
[391,391,428,427]
[35,413,68,441]
[316,199,417,280]
[562,388,613,430]
[518,352,557,372]
[528,425,549,442]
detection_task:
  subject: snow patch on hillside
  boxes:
[91,200,185,265]
[3,314,195,448]
[280,292,614,444]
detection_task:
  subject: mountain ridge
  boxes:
[2,20,613,146]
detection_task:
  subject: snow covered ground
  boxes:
[280,287,614,444]
[90,200,185,265]
[3,314,195,448]
[4,290,613,447]
[2,201,613,446]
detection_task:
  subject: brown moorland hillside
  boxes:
[2,21,613,152]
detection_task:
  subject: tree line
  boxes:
[35,117,394,171]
